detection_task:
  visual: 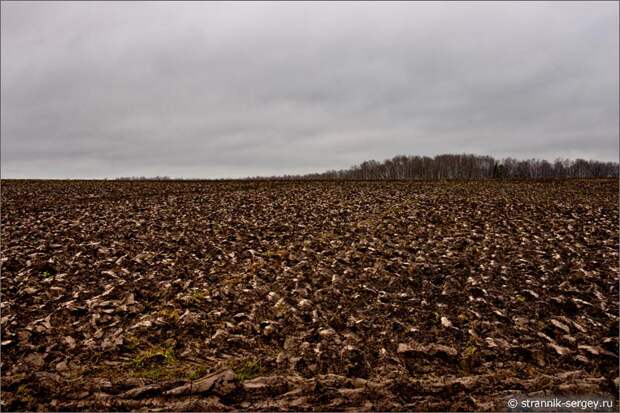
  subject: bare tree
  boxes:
[261,154,619,181]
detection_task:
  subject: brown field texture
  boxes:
[1,179,618,411]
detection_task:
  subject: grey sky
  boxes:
[1,1,618,178]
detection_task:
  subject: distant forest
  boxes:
[115,154,619,181]
[260,154,619,180]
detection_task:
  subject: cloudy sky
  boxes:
[1,1,618,178]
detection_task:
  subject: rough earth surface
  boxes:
[1,179,618,411]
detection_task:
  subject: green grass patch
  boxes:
[233,359,261,381]
[157,308,180,323]
[132,345,176,369]
[186,365,209,381]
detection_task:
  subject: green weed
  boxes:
[234,359,261,381]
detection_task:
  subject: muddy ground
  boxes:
[1,180,618,411]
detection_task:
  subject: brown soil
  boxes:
[1,180,618,411]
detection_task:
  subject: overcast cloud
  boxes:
[1,1,618,178]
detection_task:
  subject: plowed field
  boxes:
[1,180,618,411]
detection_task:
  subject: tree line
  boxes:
[263,154,619,180]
